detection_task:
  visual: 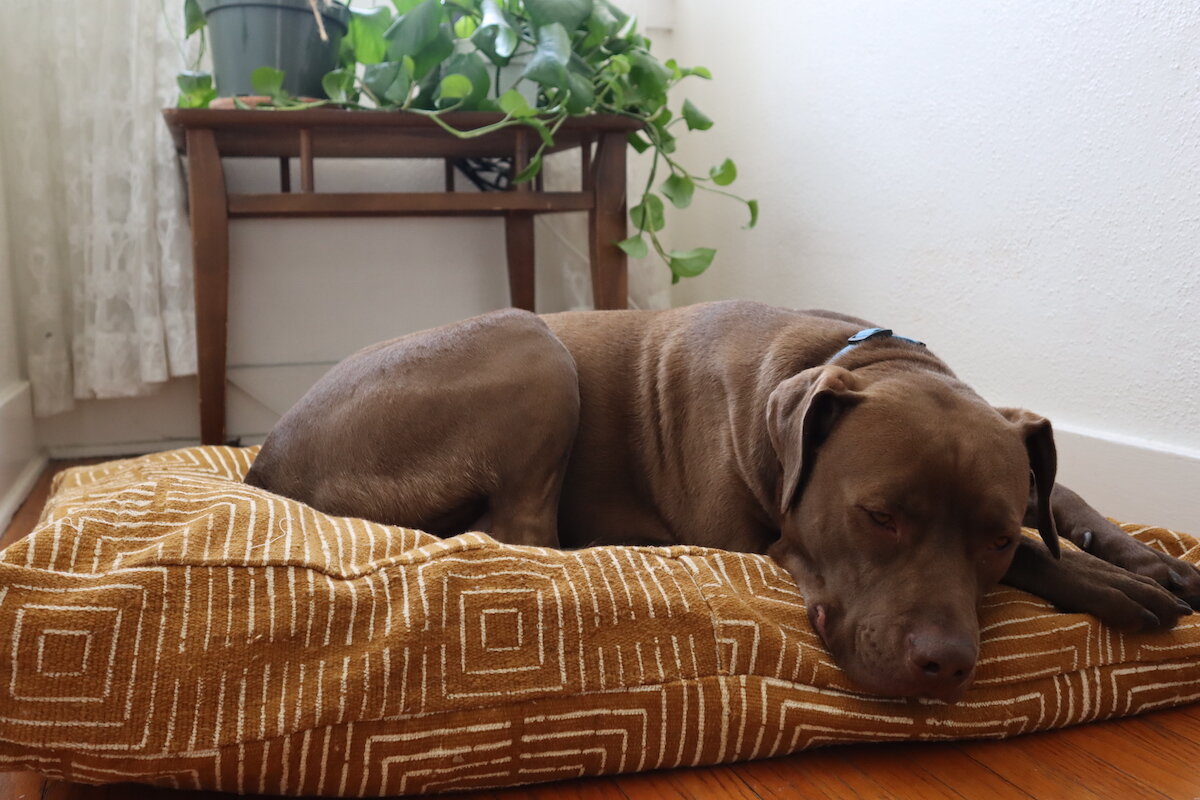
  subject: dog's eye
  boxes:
[992,535,1014,551]
[864,509,896,530]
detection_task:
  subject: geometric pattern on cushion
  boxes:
[0,446,1196,796]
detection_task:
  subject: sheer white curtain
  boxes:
[0,0,195,417]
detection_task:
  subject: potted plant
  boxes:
[181,0,351,101]
[177,0,756,281]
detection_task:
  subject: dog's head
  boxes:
[765,364,1058,702]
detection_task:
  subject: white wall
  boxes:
[0,154,46,531]
[666,0,1200,530]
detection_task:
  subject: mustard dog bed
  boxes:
[0,446,1197,795]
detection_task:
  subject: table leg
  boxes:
[588,132,629,309]
[504,212,536,311]
[185,128,230,446]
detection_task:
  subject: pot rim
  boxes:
[197,0,351,26]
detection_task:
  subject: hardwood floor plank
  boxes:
[837,742,1038,800]
[440,775,625,800]
[961,726,1174,800]
[1141,704,1200,748]
[0,770,45,800]
[760,747,900,799]
[1049,714,1200,797]
[827,745,970,800]
[731,749,884,800]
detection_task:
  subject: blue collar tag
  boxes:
[830,328,926,364]
[846,327,925,347]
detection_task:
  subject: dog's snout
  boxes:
[906,629,976,700]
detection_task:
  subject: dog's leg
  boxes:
[489,476,568,548]
[484,394,579,549]
[1023,483,1200,609]
[247,310,579,547]
[1004,537,1193,631]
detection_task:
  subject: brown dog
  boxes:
[245,301,1199,702]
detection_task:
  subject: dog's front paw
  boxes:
[1006,542,1194,633]
[1071,519,1200,610]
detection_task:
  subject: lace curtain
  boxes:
[0,0,195,417]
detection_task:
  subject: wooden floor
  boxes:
[2,461,1198,800]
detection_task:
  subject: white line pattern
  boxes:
[0,446,1197,795]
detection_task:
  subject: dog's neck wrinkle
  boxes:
[829,343,957,380]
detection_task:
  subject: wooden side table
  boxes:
[162,109,641,445]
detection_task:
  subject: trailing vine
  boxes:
[179,0,757,281]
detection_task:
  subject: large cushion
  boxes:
[0,446,1197,795]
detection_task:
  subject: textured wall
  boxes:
[0,156,21,387]
[668,0,1200,453]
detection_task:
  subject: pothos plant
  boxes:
[178,0,757,282]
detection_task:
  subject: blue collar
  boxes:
[829,327,926,364]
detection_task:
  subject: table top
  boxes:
[162,108,644,159]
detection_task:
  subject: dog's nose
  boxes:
[906,629,976,700]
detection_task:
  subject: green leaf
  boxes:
[472,0,519,64]
[630,193,665,233]
[627,131,651,153]
[409,26,455,82]
[689,66,713,79]
[668,247,716,279]
[363,60,413,105]
[438,73,474,101]
[523,23,572,90]
[184,0,206,36]
[454,15,478,37]
[385,0,443,60]
[660,173,695,209]
[498,89,536,118]
[321,68,356,103]
[582,13,610,50]
[523,117,555,147]
[598,0,629,29]
[710,158,737,186]
[513,153,544,183]
[565,70,596,113]
[608,54,631,76]
[524,0,594,31]
[251,66,286,100]
[446,0,481,13]
[177,71,216,108]
[617,235,648,259]
[390,0,425,12]
[649,118,676,154]
[347,6,392,64]
[176,70,212,95]
[441,51,491,109]
[745,199,759,229]
[681,99,713,131]
[177,88,216,108]
[627,51,671,108]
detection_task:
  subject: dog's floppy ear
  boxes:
[998,407,1060,559]
[767,365,864,516]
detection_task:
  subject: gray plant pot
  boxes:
[198,0,351,98]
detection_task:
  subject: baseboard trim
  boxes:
[0,380,45,533]
[1052,423,1200,534]
[0,451,48,535]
